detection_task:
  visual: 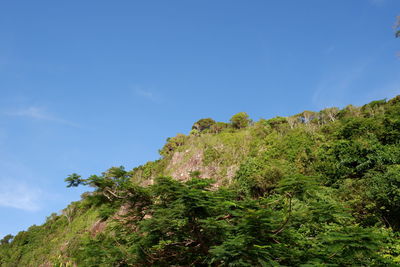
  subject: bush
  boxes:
[209,122,230,133]
[230,112,250,129]
[192,118,216,132]
[159,133,188,156]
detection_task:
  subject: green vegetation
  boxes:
[192,118,217,132]
[230,112,251,129]
[2,96,400,266]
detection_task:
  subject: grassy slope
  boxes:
[0,202,99,267]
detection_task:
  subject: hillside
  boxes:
[2,96,400,266]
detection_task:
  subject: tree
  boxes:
[65,173,84,187]
[367,165,400,230]
[267,116,288,129]
[159,134,187,156]
[209,122,229,133]
[337,104,361,119]
[0,234,14,245]
[361,99,386,117]
[65,166,132,203]
[287,116,298,129]
[62,205,76,224]
[320,107,339,123]
[230,112,250,129]
[192,118,216,132]
[296,110,317,124]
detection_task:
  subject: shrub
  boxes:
[230,112,251,129]
[192,118,216,132]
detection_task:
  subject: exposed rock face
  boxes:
[165,148,239,186]
[167,149,209,180]
[90,219,107,237]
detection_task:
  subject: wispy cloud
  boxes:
[4,106,79,127]
[0,182,41,211]
[369,0,386,6]
[0,156,44,211]
[312,61,369,109]
[312,54,400,109]
[134,87,162,103]
[6,106,53,120]
[323,45,335,55]
[365,79,400,102]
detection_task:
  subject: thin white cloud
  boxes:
[0,182,41,211]
[312,61,369,109]
[365,79,400,102]
[6,106,53,120]
[323,45,335,55]
[369,0,386,6]
[313,56,400,109]
[0,157,43,211]
[134,87,162,103]
[136,89,154,99]
[4,106,79,127]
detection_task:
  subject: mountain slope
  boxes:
[2,96,400,266]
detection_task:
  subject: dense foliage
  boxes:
[2,96,400,266]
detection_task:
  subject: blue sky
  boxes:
[0,0,399,238]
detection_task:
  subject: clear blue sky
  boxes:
[0,0,399,238]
